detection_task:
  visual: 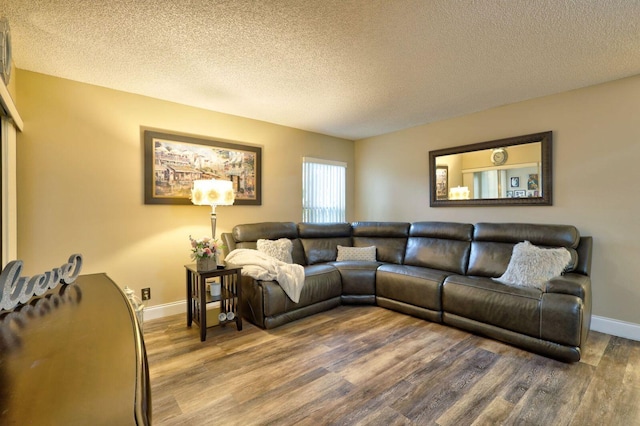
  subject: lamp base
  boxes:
[210,208,217,239]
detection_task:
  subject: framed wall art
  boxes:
[144,130,262,205]
[435,165,449,200]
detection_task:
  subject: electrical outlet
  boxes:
[141,287,151,300]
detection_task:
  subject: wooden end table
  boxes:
[185,265,243,341]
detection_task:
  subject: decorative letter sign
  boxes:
[0,254,83,311]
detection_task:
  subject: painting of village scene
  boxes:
[144,131,261,205]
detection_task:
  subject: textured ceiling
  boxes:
[3,0,640,140]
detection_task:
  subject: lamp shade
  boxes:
[449,186,470,200]
[191,179,235,206]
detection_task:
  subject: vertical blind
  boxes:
[302,157,346,223]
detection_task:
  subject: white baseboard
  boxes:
[591,315,640,341]
[143,300,186,322]
[141,303,640,342]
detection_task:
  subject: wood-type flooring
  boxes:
[144,305,640,425]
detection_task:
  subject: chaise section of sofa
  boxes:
[221,221,592,362]
[440,223,591,362]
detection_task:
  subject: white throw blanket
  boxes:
[225,249,305,303]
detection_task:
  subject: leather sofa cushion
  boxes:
[329,261,380,296]
[231,222,307,265]
[409,221,474,240]
[442,275,541,339]
[298,223,352,265]
[473,222,580,248]
[262,264,341,317]
[298,222,352,238]
[403,222,473,274]
[376,264,448,311]
[352,222,410,264]
[467,241,516,277]
[233,222,298,242]
[404,238,471,274]
[290,240,307,265]
[353,237,407,264]
[443,274,584,347]
[301,237,352,265]
[469,223,581,278]
[352,222,410,237]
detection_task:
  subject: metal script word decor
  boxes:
[0,254,83,311]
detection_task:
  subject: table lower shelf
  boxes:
[190,300,242,328]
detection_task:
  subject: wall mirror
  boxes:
[429,131,552,207]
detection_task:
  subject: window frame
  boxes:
[302,157,347,223]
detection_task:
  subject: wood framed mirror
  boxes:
[429,131,552,207]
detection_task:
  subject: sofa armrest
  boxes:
[544,273,592,347]
[221,233,236,257]
[544,273,590,300]
[239,275,265,328]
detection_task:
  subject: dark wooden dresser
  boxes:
[0,273,151,425]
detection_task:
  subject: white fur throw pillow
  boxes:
[257,238,293,264]
[336,245,377,262]
[496,241,571,290]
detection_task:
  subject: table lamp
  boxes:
[191,179,235,238]
[449,186,470,200]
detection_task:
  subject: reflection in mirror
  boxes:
[438,142,541,199]
[429,132,552,207]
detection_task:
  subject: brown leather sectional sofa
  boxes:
[222,221,592,362]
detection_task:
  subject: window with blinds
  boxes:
[302,157,346,223]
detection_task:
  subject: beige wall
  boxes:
[13,68,640,325]
[355,74,640,325]
[15,70,354,307]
